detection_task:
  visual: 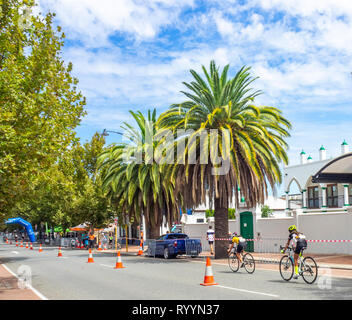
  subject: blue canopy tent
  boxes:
[5,217,36,243]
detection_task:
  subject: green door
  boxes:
[240,211,254,252]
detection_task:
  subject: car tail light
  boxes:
[173,240,177,248]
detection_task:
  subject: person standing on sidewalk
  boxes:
[206,226,215,255]
[88,232,95,250]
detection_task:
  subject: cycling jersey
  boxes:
[289,232,307,254]
[232,236,246,244]
[232,236,246,253]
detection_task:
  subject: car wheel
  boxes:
[163,248,170,259]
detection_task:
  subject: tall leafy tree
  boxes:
[7,132,112,233]
[159,61,291,258]
[0,0,86,218]
[98,110,179,239]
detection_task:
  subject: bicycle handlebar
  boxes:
[280,245,293,251]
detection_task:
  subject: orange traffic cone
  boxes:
[103,243,107,250]
[39,244,43,253]
[20,241,24,248]
[30,243,33,250]
[137,240,143,256]
[58,247,63,257]
[114,250,125,269]
[26,242,29,249]
[87,249,94,263]
[16,241,18,247]
[200,257,218,286]
[98,242,103,251]
[6,239,9,244]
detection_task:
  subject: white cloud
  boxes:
[33,0,352,178]
[37,0,194,46]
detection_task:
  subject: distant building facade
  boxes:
[284,140,352,214]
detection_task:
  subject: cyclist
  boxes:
[281,225,307,279]
[227,232,247,267]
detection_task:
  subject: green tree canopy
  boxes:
[0,0,86,218]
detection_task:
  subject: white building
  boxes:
[284,140,352,214]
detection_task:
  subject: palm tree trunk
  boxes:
[146,222,161,239]
[214,198,228,259]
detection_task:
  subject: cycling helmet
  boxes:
[288,225,297,232]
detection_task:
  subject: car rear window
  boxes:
[169,234,187,239]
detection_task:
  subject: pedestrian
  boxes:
[206,225,215,255]
[109,233,113,249]
[88,232,95,249]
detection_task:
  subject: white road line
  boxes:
[100,264,114,268]
[11,251,19,254]
[216,284,279,298]
[1,264,48,300]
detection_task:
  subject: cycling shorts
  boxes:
[236,242,246,253]
[294,239,307,255]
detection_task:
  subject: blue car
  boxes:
[147,233,202,259]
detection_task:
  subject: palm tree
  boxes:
[159,61,291,258]
[98,109,179,239]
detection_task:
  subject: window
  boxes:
[327,184,338,207]
[349,186,352,205]
[308,186,319,208]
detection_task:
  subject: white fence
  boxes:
[183,210,352,255]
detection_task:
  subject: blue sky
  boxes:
[36,0,352,194]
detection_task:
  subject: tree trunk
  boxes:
[214,198,229,259]
[146,222,161,239]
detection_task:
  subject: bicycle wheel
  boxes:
[279,255,294,281]
[228,253,239,272]
[243,253,255,274]
[301,256,318,284]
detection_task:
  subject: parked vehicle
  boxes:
[147,233,202,259]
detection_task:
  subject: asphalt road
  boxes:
[1,243,352,300]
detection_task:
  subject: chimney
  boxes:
[341,140,349,154]
[319,146,326,160]
[300,150,306,164]
[307,155,313,163]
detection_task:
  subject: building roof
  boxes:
[312,152,352,183]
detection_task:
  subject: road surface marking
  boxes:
[11,251,19,254]
[2,264,48,300]
[216,284,279,298]
[100,264,114,268]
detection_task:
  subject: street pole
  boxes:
[115,225,117,251]
[125,225,128,252]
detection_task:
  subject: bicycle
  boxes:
[279,245,318,284]
[228,246,255,274]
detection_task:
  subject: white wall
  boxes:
[255,217,294,253]
[183,211,352,255]
[183,223,212,251]
[297,211,352,254]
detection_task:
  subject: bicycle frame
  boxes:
[284,247,305,274]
